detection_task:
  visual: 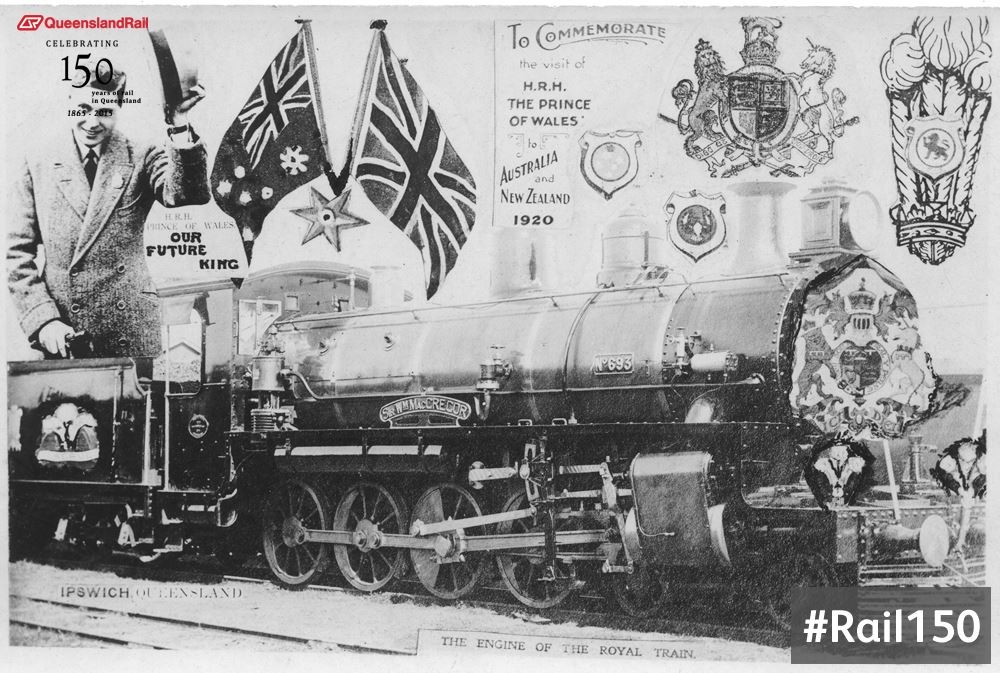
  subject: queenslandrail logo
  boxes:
[17,14,149,31]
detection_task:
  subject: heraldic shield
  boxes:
[579,130,642,200]
[905,116,965,181]
[789,261,936,439]
[723,65,799,150]
[664,191,727,262]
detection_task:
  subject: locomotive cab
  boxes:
[7,262,375,561]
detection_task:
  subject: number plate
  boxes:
[592,353,634,375]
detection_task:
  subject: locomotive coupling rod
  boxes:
[299,528,605,552]
[463,530,607,553]
[414,507,537,537]
[301,529,439,550]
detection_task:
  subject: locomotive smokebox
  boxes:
[725,181,794,275]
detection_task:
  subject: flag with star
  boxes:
[350,29,477,299]
[210,25,326,264]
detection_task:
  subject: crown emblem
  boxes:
[847,279,877,315]
[739,16,782,66]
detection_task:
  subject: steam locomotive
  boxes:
[7,182,985,623]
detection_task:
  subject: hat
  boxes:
[71,57,127,104]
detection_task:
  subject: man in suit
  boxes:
[7,59,210,358]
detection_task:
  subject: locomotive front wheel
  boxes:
[409,483,488,600]
[333,481,409,592]
[609,553,668,618]
[262,479,330,588]
[495,491,577,609]
[760,552,836,630]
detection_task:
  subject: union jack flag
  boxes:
[353,32,477,298]
[238,30,314,168]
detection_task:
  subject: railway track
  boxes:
[10,593,409,653]
[17,551,788,650]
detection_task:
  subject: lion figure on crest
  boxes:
[672,39,728,153]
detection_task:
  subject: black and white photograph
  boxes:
[1,4,993,669]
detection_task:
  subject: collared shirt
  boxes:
[73,133,103,163]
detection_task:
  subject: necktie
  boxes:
[84,150,98,188]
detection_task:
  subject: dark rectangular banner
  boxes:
[791,587,991,664]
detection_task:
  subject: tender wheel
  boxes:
[609,553,668,618]
[759,552,835,630]
[333,481,409,592]
[409,483,487,600]
[495,491,577,609]
[262,479,330,588]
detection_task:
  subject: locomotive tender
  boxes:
[8,182,984,621]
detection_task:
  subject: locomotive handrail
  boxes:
[7,357,136,373]
[279,377,769,403]
[272,269,800,328]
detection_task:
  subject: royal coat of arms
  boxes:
[578,130,642,199]
[663,190,727,262]
[663,17,857,178]
[790,264,936,439]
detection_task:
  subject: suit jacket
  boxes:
[7,129,210,357]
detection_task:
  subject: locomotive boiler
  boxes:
[7,182,985,624]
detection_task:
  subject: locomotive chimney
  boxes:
[724,181,794,275]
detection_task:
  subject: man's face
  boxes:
[68,87,119,148]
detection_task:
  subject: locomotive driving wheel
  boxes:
[495,491,578,609]
[333,481,409,592]
[262,479,330,588]
[409,483,488,600]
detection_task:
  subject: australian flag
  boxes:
[211,27,324,264]
[352,32,477,299]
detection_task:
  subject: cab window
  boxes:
[154,309,204,389]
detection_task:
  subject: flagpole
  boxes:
[346,19,387,175]
[296,19,333,169]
